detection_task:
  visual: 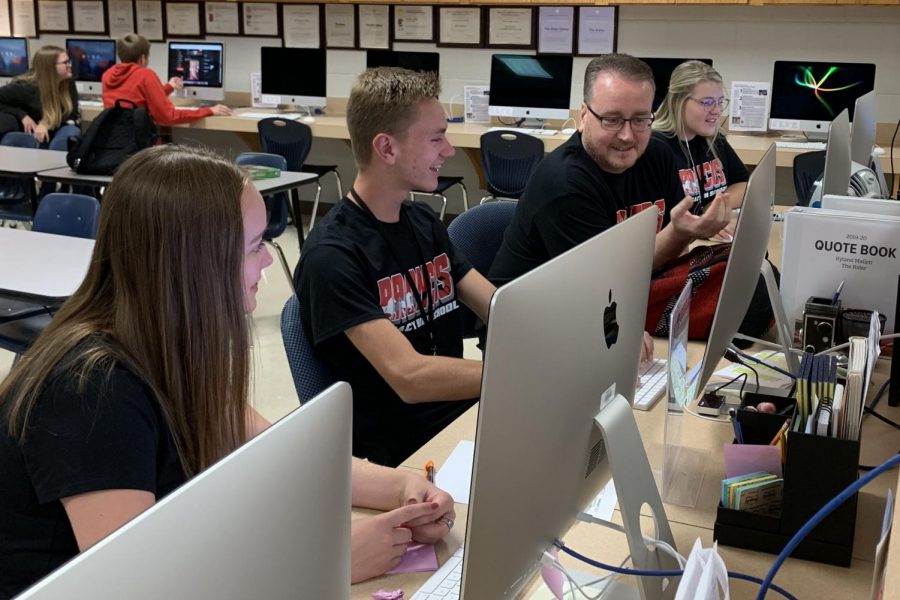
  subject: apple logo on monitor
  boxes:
[603,289,618,349]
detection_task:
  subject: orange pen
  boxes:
[424,460,435,483]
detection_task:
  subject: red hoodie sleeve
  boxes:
[139,70,213,126]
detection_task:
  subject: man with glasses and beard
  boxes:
[489,53,731,287]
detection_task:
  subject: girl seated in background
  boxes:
[652,60,749,242]
[0,45,80,145]
[0,145,454,599]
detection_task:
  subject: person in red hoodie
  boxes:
[101,33,232,126]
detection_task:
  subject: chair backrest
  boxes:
[32,193,101,239]
[257,118,313,172]
[446,200,517,337]
[479,131,545,199]
[280,294,337,404]
[1,131,39,148]
[792,150,826,206]
[235,151,290,240]
[0,132,39,210]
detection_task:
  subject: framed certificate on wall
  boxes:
[324,3,355,49]
[281,3,322,49]
[135,0,165,41]
[437,6,482,49]
[72,1,107,35]
[203,1,240,36]
[487,7,534,49]
[165,1,202,38]
[393,5,433,43]
[37,0,69,33]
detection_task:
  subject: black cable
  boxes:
[713,372,748,398]
[864,406,900,431]
[891,115,900,200]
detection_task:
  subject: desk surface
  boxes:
[0,227,94,301]
[350,210,900,599]
[81,106,900,171]
[36,167,317,196]
[0,147,68,175]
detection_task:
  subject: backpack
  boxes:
[646,243,778,342]
[66,99,158,175]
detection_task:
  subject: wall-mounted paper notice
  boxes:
[729,81,771,133]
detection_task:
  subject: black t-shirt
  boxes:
[294,198,476,467]
[0,350,185,599]
[488,132,686,287]
[652,131,749,210]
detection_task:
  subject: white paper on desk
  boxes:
[863,311,881,406]
[464,86,490,124]
[250,72,277,109]
[870,489,893,600]
[435,440,475,505]
[729,81,770,133]
[713,350,793,390]
[584,479,618,522]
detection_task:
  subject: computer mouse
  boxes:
[301,116,316,124]
[873,145,885,156]
[561,128,576,135]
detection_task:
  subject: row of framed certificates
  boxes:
[0,2,617,55]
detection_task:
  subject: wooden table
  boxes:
[80,105,900,172]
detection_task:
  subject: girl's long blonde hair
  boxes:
[0,145,252,476]
[16,45,73,130]
[653,60,725,166]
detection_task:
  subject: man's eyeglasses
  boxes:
[689,97,729,112]
[583,103,654,132]
[57,59,72,66]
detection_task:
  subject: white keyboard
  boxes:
[238,111,303,120]
[774,141,827,150]
[410,545,464,600]
[79,99,103,107]
[633,358,667,411]
[486,127,559,136]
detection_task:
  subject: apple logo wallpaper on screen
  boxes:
[603,290,618,349]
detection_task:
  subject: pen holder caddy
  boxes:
[714,393,860,566]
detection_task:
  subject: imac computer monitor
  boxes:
[820,109,852,198]
[461,208,677,599]
[639,57,713,111]
[168,41,225,102]
[850,90,876,166]
[488,54,573,121]
[260,47,326,108]
[0,37,28,82]
[366,50,439,75]
[768,60,875,141]
[695,145,788,395]
[65,39,116,95]
[17,383,353,599]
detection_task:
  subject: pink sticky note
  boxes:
[723,443,783,479]
[387,543,439,575]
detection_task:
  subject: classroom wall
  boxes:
[33,5,900,209]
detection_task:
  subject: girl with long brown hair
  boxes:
[0,145,455,598]
[0,45,80,144]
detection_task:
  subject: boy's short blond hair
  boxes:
[346,67,441,168]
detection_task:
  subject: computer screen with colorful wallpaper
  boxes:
[0,37,28,78]
[768,61,876,137]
